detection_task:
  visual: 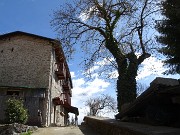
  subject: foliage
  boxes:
[5,98,28,124]
[156,0,180,74]
[85,94,117,116]
[52,0,159,111]
[20,131,32,135]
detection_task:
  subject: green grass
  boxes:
[20,131,33,135]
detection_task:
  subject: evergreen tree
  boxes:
[156,0,180,74]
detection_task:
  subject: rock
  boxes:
[27,126,38,132]
[0,123,38,135]
[13,123,28,133]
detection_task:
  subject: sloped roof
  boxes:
[115,77,180,119]
[0,31,57,42]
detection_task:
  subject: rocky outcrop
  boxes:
[0,123,38,135]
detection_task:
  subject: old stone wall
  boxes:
[0,88,46,126]
[84,116,180,135]
[46,48,65,126]
[84,116,145,135]
[0,34,68,127]
[0,35,52,88]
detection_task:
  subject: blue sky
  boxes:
[1,0,180,123]
[0,0,69,37]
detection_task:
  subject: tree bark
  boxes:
[105,39,138,112]
[117,53,138,112]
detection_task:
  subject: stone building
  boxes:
[116,77,180,127]
[0,31,78,126]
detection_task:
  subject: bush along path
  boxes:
[5,98,28,124]
[0,98,38,135]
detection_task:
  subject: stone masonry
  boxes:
[0,34,52,88]
[0,32,73,127]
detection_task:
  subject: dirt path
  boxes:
[32,125,100,135]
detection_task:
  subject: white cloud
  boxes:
[82,56,174,82]
[85,65,100,75]
[137,56,167,80]
[96,57,115,66]
[79,6,97,22]
[70,56,179,124]
[91,56,167,80]
[79,13,88,22]
[70,72,110,124]
[79,12,89,22]
[70,72,75,78]
[72,75,110,97]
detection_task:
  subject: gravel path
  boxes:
[32,125,100,135]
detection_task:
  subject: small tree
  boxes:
[85,94,117,116]
[5,98,28,124]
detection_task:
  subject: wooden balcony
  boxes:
[52,97,63,105]
[61,93,71,106]
[53,93,71,106]
[55,62,66,80]
[62,79,71,91]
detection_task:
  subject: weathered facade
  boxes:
[0,31,78,126]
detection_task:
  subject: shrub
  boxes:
[20,131,32,135]
[5,98,28,124]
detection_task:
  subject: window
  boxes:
[7,90,20,96]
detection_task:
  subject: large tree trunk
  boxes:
[105,40,141,112]
[116,54,138,112]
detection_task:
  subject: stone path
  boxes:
[32,125,100,135]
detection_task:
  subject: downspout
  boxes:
[45,44,55,127]
[49,46,55,126]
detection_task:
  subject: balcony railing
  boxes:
[62,79,71,91]
[55,62,66,80]
[53,92,71,106]
[61,93,71,106]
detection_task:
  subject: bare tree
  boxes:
[85,94,117,116]
[52,0,160,112]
